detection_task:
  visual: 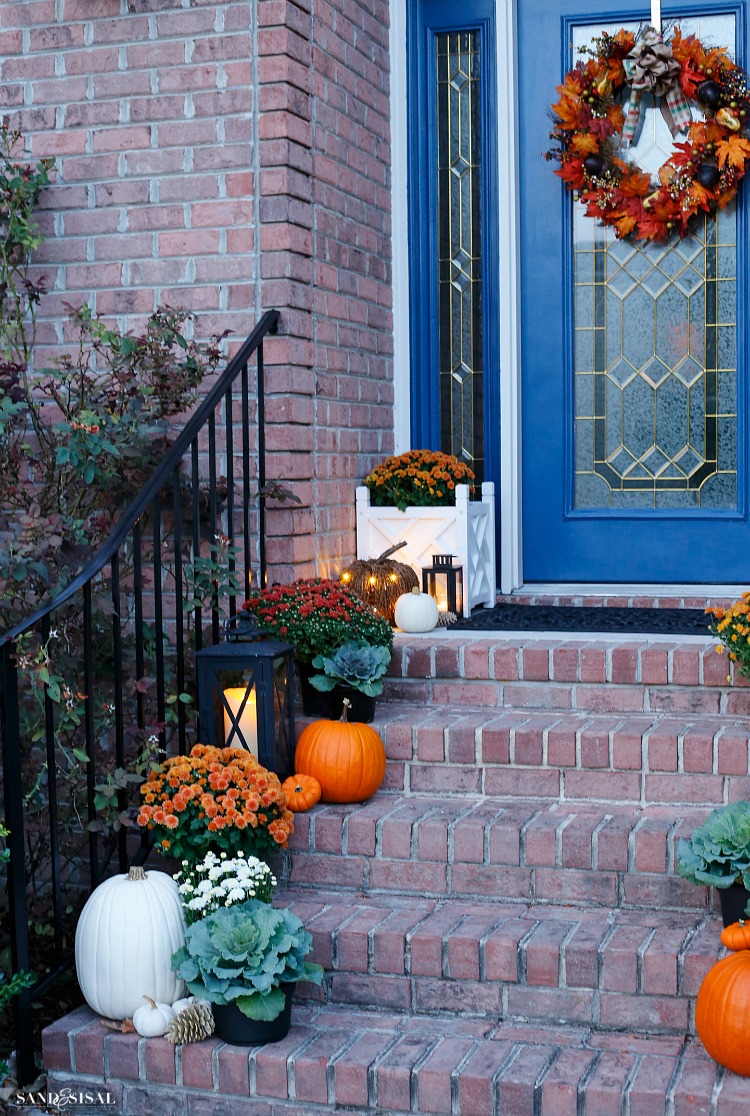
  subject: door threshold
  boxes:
[512,583,747,596]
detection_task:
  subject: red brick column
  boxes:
[257,0,316,582]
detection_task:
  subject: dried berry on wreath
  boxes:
[546,26,750,241]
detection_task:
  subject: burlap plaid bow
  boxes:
[622,28,693,146]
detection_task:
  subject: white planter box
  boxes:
[355,482,496,618]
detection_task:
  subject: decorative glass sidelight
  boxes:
[572,13,738,510]
[436,30,484,482]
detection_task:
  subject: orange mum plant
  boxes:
[137,745,294,862]
[708,593,750,681]
[364,450,475,512]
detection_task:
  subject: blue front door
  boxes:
[520,1,750,581]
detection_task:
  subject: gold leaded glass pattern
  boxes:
[573,13,738,511]
[436,31,484,482]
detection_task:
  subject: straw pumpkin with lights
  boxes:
[340,542,418,626]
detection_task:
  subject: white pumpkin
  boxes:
[133,996,175,1038]
[75,866,186,1020]
[170,996,195,1014]
[394,587,439,633]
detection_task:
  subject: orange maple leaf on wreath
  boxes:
[571,133,600,156]
[716,135,750,170]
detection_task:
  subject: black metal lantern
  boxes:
[422,554,464,617]
[195,615,295,777]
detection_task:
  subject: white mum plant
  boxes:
[174,850,277,925]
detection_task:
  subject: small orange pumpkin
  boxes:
[696,917,750,1076]
[294,700,386,804]
[282,774,322,813]
[721,919,750,952]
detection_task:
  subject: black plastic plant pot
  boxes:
[296,665,376,723]
[212,984,295,1046]
[718,882,750,927]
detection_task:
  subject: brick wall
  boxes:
[0,0,393,581]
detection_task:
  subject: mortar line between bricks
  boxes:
[627,815,647,871]
[67,1016,97,1074]
[479,912,513,982]
[366,1031,402,1110]
[710,1065,727,1116]
[519,806,546,867]
[483,804,517,864]
[576,1047,603,1116]
[491,1041,522,1116]
[554,813,575,866]
[559,920,580,988]
[136,1037,147,1083]
[446,799,481,866]
[403,905,440,977]
[597,923,620,991]
[591,813,612,870]
[330,907,364,971]
[409,1033,441,1112]
[211,1041,227,1089]
[174,1044,183,1088]
[621,1051,645,1116]
[636,927,656,994]
[451,1038,480,1116]
[412,806,439,859]
[517,920,540,983]
[366,909,395,974]
[533,1046,561,1116]
[285,1031,320,1101]
[664,1041,690,1116]
[326,1030,361,1106]
[677,914,710,995]
[665,816,682,873]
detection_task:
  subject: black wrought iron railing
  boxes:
[0,308,280,1083]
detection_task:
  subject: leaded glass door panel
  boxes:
[520,0,750,582]
[408,0,500,495]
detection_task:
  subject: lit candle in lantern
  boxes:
[223,687,258,756]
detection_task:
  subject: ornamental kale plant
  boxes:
[310,642,392,697]
[676,800,750,895]
[243,578,393,663]
[171,900,323,1021]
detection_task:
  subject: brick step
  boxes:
[44,1003,745,1115]
[279,889,721,1035]
[281,794,720,913]
[338,704,750,802]
[384,635,750,716]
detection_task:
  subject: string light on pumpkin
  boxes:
[339,542,418,626]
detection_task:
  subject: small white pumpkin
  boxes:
[170,996,195,1014]
[75,866,186,1020]
[133,996,175,1038]
[394,586,439,633]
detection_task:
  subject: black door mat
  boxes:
[447,605,714,636]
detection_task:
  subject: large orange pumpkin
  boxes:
[294,701,386,803]
[696,925,750,1077]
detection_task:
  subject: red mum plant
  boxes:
[242,577,394,664]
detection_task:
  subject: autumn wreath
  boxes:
[547,26,750,242]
